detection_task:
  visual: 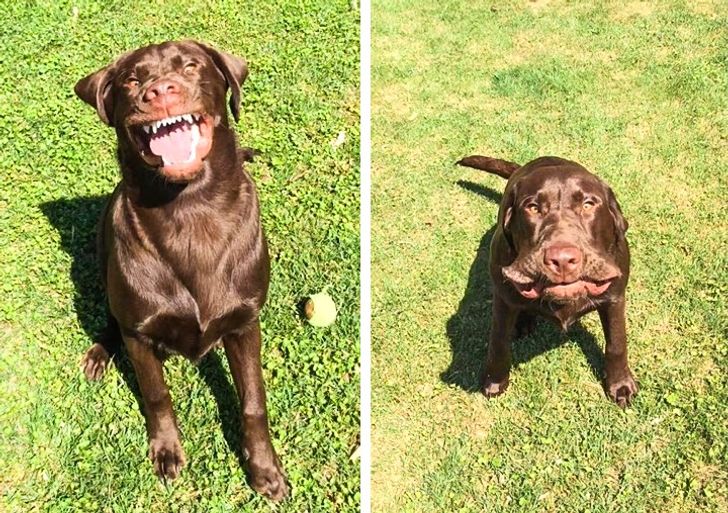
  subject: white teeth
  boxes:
[143,114,199,136]
[185,123,200,163]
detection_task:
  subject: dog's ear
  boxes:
[500,184,516,231]
[197,43,248,122]
[605,185,628,238]
[500,186,517,250]
[75,64,117,126]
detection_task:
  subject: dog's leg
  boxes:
[223,321,289,501]
[124,333,185,480]
[81,313,121,381]
[482,295,519,397]
[598,299,638,407]
[515,311,537,339]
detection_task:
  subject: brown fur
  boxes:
[75,41,288,500]
[458,155,637,407]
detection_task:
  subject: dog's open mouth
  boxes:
[513,279,614,300]
[131,113,213,181]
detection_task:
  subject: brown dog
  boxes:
[458,155,637,407]
[75,41,288,500]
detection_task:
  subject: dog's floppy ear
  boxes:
[197,43,249,122]
[605,185,628,238]
[500,183,516,230]
[499,185,517,250]
[75,64,117,126]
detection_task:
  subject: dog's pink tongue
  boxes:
[149,125,192,164]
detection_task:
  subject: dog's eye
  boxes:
[583,200,596,211]
[126,77,140,87]
[184,62,198,74]
[525,203,539,214]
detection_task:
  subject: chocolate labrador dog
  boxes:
[457,155,637,407]
[74,41,288,500]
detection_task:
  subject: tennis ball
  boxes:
[304,292,337,327]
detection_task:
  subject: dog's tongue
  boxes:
[149,124,193,164]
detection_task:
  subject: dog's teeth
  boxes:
[184,114,192,123]
[151,124,157,134]
[142,125,151,134]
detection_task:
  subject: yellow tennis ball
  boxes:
[304,292,337,327]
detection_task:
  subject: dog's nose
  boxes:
[543,244,582,278]
[143,80,181,104]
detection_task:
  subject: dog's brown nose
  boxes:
[544,244,582,278]
[143,79,181,105]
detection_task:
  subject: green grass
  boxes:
[0,1,359,511]
[372,1,727,512]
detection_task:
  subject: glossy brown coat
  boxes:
[75,41,288,500]
[458,155,637,407]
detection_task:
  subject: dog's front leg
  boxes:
[482,295,519,397]
[223,320,289,501]
[598,298,638,407]
[124,333,185,479]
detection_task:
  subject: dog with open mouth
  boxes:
[74,40,288,500]
[457,155,637,407]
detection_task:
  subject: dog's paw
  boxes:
[481,375,509,398]
[605,370,638,408]
[248,456,289,501]
[80,343,111,381]
[149,435,186,481]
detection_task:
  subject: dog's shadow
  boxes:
[40,196,247,470]
[441,180,606,393]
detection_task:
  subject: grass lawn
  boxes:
[372,1,727,512]
[0,1,359,511]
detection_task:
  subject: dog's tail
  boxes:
[456,155,521,179]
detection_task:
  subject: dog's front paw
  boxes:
[605,369,638,408]
[80,343,111,381]
[481,374,509,398]
[248,455,289,501]
[149,434,186,480]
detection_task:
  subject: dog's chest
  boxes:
[538,298,597,331]
[161,222,250,313]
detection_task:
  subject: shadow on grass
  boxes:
[41,195,145,411]
[197,351,247,469]
[41,196,245,469]
[442,181,606,393]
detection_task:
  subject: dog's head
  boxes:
[498,157,628,302]
[75,40,247,182]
